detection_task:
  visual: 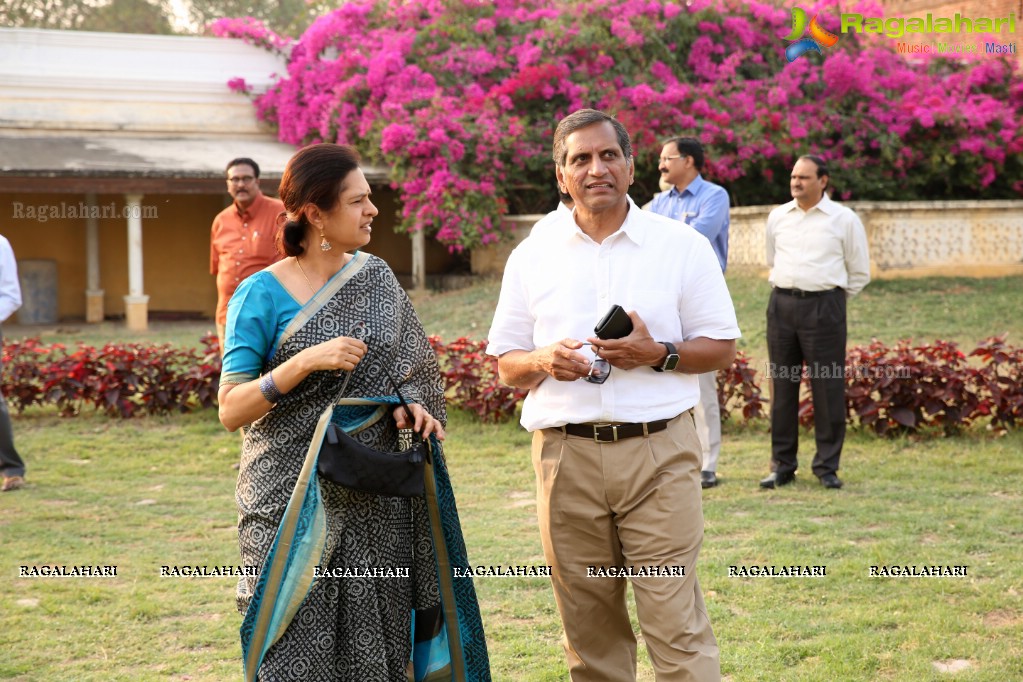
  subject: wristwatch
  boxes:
[652,342,679,373]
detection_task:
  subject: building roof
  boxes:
[0,133,389,189]
[0,28,389,188]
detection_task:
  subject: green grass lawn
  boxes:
[2,272,1022,680]
[4,411,1021,681]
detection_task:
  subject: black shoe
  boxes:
[759,471,795,489]
[701,471,718,489]
[819,474,843,489]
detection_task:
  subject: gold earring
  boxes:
[319,231,332,252]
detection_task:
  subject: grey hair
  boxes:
[552,109,633,167]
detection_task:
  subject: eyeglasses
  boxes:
[658,155,683,164]
[228,176,255,185]
[583,344,612,385]
[584,357,610,384]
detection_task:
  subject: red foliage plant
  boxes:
[797,336,1023,436]
[1,334,221,418]
[5,333,1019,438]
[717,350,767,422]
[429,336,527,423]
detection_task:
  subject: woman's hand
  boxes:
[298,336,368,373]
[393,403,446,442]
[219,335,368,432]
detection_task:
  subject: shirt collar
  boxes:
[564,196,645,247]
[784,192,839,215]
[669,174,705,198]
[234,192,265,217]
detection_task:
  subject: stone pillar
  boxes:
[84,192,104,323]
[123,194,149,331]
[411,229,426,292]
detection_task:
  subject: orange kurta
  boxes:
[210,193,285,325]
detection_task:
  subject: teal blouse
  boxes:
[220,271,301,385]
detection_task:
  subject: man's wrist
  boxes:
[652,341,679,372]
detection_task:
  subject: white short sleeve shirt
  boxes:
[487,198,741,431]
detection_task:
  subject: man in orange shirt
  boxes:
[210,158,285,352]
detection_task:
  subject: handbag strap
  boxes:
[380,366,417,430]
[331,321,368,404]
[329,322,421,437]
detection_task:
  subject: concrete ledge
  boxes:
[730,200,1023,277]
[469,201,1023,279]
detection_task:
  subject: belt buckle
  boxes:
[592,422,618,443]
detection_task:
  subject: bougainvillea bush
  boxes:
[215,0,1022,251]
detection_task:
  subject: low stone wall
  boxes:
[470,214,544,276]
[730,200,1023,278]
[472,202,1023,278]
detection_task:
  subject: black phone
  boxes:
[594,304,633,340]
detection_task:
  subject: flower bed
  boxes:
[5,334,1019,435]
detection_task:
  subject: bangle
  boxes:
[259,371,284,404]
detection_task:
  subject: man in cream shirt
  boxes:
[760,155,870,490]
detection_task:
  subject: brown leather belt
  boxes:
[561,419,670,443]
[773,287,839,298]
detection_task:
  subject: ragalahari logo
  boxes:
[784,7,840,61]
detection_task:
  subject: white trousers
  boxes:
[693,371,722,472]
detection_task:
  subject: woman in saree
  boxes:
[218,143,489,681]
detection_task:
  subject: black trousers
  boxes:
[766,288,847,478]
[0,333,24,477]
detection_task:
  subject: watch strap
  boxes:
[653,341,678,372]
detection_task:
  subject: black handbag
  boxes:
[316,367,431,498]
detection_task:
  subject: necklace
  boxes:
[295,257,318,294]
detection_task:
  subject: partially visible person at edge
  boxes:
[0,235,25,492]
[649,136,731,489]
[760,155,870,491]
[529,190,574,236]
[487,109,739,681]
[217,143,490,681]
[210,157,285,354]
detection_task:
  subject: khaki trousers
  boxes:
[532,412,720,681]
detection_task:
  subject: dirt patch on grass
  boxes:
[932,659,972,673]
[983,609,1021,628]
[507,490,535,508]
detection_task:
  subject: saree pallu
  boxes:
[234,252,490,681]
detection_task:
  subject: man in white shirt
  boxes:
[487,109,740,681]
[760,155,870,490]
[0,235,25,492]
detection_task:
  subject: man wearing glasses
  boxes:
[649,138,731,489]
[210,158,284,352]
[487,109,739,681]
